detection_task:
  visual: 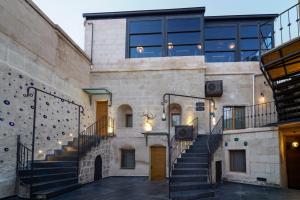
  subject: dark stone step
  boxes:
[171,189,215,200]
[186,148,208,153]
[174,163,208,169]
[46,155,77,161]
[32,161,78,168]
[32,177,78,192]
[20,172,77,184]
[170,182,212,192]
[177,157,208,163]
[54,149,78,157]
[170,175,208,183]
[33,183,81,199]
[172,168,208,176]
[181,153,208,158]
[19,167,77,176]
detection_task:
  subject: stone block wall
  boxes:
[222,127,280,186]
[79,138,113,183]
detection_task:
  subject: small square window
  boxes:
[229,150,246,173]
[121,149,135,169]
[125,114,133,128]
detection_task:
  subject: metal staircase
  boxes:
[260,2,300,124]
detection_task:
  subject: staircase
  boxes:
[170,135,215,200]
[17,118,114,199]
[259,2,300,125]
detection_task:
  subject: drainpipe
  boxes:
[87,22,94,65]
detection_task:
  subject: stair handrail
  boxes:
[16,135,32,172]
[78,116,115,157]
[207,116,224,185]
[23,86,84,199]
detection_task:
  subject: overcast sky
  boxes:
[33,0,297,49]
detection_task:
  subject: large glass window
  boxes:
[127,16,202,58]
[167,18,202,57]
[204,26,237,62]
[240,25,260,61]
[128,19,163,58]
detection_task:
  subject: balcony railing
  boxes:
[223,101,278,130]
[259,3,300,55]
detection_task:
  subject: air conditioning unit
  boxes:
[175,126,194,141]
[205,80,223,97]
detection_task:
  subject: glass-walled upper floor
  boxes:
[126,15,275,62]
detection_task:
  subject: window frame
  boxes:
[120,149,135,169]
[126,14,204,58]
[171,113,182,127]
[223,106,246,130]
[229,150,246,173]
[125,114,133,128]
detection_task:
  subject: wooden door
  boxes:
[96,101,108,136]
[286,136,300,189]
[150,146,166,181]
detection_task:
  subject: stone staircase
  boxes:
[170,135,215,200]
[18,135,100,199]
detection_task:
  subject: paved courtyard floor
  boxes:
[9,177,300,200]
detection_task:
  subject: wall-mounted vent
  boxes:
[175,126,193,141]
[205,80,223,97]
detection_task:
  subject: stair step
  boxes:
[172,168,208,175]
[181,153,208,158]
[33,183,81,199]
[170,182,212,192]
[174,163,208,169]
[177,157,208,163]
[20,172,77,184]
[171,189,215,200]
[171,175,208,183]
[46,155,78,161]
[32,177,78,192]
[54,149,78,157]
[19,167,77,176]
[32,161,78,168]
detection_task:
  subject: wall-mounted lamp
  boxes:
[38,150,43,154]
[212,117,216,126]
[259,93,265,103]
[69,133,73,137]
[292,141,299,148]
[58,141,62,145]
[143,111,156,132]
[161,106,166,121]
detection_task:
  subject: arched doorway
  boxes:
[94,155,102,181]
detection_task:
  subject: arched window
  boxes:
[169,103,182,127]
[117,104,133,128]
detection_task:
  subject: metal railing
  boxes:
[223,101,277,130]
[259,3,300,55]
[207,116,223,185]
[16,135,32,172]
[79,116,115,157]
[168,117,199,198]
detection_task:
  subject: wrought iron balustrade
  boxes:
[259,2,300,55]
[223,101,277,130]
[16,135,32,172]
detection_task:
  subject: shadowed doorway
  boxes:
[94,155,102,181]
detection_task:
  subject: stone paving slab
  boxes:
[7,177,300,200]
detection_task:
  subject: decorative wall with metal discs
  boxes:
[0,64,94,176]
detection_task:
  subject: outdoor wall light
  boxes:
[144,122,153,132]
[161,106,166,121]
[212,117,216,126]
[229,43,236,49]
[168,42,174,50]
[259,93,265,103]
[197,44,202,50]
[58,141,62,145]
[292,141,299,148]
[38,150,43,154]
[69,133,73,137]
